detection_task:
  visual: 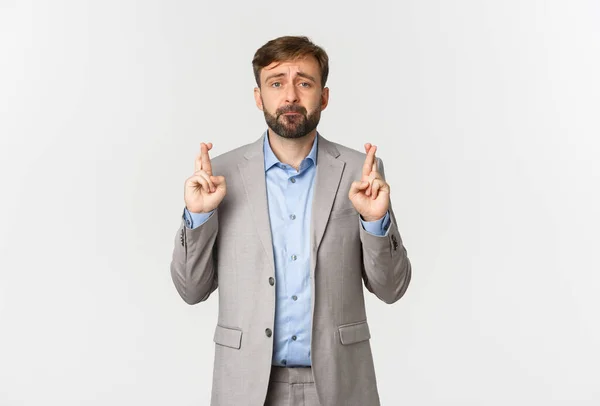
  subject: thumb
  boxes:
[210,175,225,185]
[210,176,227,191]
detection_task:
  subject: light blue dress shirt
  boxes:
[184,131,390,366]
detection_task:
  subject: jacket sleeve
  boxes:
[359,158,412,304]
[170,209,219,304]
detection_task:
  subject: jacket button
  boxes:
[269,277,275,286]
[265,328,272,337]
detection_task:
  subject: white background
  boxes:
[1,0,599,405]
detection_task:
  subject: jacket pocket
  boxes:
[213,325,243,349]
[338,320,371,345]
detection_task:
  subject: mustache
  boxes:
[276,105,307,116]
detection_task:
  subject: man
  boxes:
[170,35,411,406]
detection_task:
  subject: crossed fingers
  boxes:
[362,143,383,197]
[194,142,215,193]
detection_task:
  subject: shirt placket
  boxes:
[283,166,305,366]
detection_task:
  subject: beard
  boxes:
[262,101,321,139]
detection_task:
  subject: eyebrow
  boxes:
[264,73,286,83]
[297,72,317,83]
[264,72,318,84]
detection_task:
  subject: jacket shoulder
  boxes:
[210,139,259,174]
[323,138,370,166]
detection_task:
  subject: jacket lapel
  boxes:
[238,135,275,274]
[310,135,345,274]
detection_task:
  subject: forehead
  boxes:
[260,56,320,82]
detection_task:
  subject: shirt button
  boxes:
[292,295,298,301]
[290,177,296,183]
[268,277,275,286]
[265,328,272,337]
[282,359,287,365]
[292,335,297,341]
[291,255,297,261]
[289,214,296,220]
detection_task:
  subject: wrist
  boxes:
[186,206,214,215]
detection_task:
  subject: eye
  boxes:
[271,82,281,88]
[299,82,311,88]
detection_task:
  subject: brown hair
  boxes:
[252,36,329,89]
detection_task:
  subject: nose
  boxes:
[285,83,299,104]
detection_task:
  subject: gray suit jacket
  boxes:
[170,133,411,406]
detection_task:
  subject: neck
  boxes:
[267,128,316,171]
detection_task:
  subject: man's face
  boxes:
[254,56,329,139]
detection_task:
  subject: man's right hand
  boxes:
[184,142,227,213]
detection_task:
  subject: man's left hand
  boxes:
[348,143,390,221]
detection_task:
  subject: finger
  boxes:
[200,142,213,176]
[362,144,377,177]
[349,180,369,197]
[210,175,226,191]
[210,175,224,183]
[363,169,382,197]
[195,143,214,173]
[194,170,215,192]
[371,178,390,200]
[188,174,210,193]
[371,178,382,199]
[362,143,373,177]
[194,151,201,172]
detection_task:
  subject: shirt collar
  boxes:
[263,129,318,172]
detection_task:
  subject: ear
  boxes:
[320,87,330,111]
[254,87,264,111]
